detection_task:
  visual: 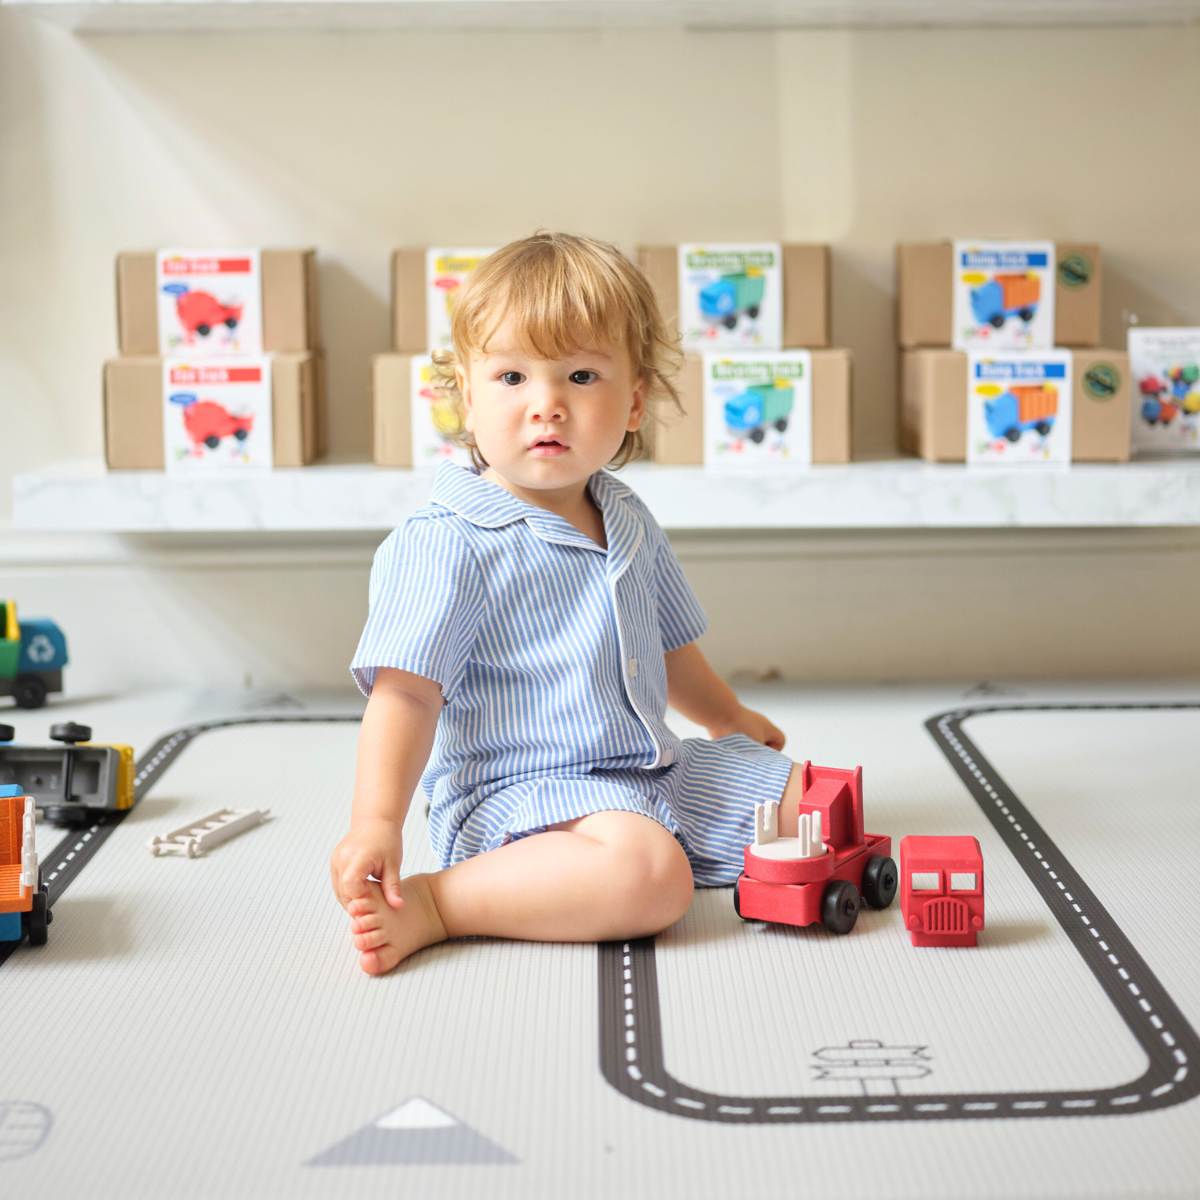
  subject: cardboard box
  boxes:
[373,353,416,467]
[116,250,320,356]
[899,348,1130,462]
[652,349,852,465]
[637,245,831,349]
[104,353,320,469]
[391,250,428,354]
[896,242,1102,349]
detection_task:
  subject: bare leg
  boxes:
[775,763,805,837]
[348,810,694,976]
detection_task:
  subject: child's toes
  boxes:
[360,945,402,976]
[353,927,390,952]
[350,912,382,934]
[347,897,375,919]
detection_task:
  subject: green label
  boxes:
[1082,361,1120,400]
[1057,252,1093,290]
[712,360,803,381]
[686,250,775,271]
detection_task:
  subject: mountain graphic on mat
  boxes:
[307,1096,517,1165]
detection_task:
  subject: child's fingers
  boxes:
[338,853,381,906]
[382,850,405,909]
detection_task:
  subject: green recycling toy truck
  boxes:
[1,600,68,710]
[724,381,795,444]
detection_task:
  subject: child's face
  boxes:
[457,320,646,493]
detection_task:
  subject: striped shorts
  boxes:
[444,734,794,887]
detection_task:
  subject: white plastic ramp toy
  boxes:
[147,808,269,858]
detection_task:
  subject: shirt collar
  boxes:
[429,461,642,567]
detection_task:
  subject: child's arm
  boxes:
[330,667,444,912]
[664,641,785,750]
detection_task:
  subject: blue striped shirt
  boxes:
[350,461,709,854]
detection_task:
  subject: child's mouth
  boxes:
[529,436,568,458]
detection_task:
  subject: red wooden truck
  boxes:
[900,835,985,947]
[733,761,896,934]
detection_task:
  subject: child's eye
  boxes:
[499,371,525,386]
[569,370,599,385]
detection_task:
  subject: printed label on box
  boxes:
[702,351,811,466]
[156,250,262,357]
[162,357,273,473]
[426,248,497,352]
[1128,328,1200,452]
[952,240,1056,352]
[410,355,472,469]
[966,350,1073,466]
[680,243,783,352]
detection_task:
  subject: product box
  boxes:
[163,357,274,472]
[652,349,851,465]
[391,248,497,353]
[965,351,1073,466]
[116,250,320,357]
[104,353,319,470]
[372,353,473,469]
[896,242,1102,349]
[702,351,811,465]
[156,250,262,356]
[638,245,830,350]
[1128,327,1200,453]
[900,347,1130,463]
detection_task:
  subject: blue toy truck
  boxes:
[724,381,794,444]
[0,601,68,710]
[700,272,766,330]
[984,385,1058,443]
[969,274,1041,330]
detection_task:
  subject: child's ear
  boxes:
[457,364,474,432]
[627,375,648,432]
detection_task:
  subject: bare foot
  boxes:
[347,874,448,975]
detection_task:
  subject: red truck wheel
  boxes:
[822,880,860,934]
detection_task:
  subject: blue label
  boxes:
[169,392,198,406]
[974,361,1066,381]
[961,251,1048,270]
[162,282,190,295]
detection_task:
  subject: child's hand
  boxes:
[708,704,786,752]
[331,817,406,911]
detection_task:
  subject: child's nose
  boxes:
[528,385,567,423]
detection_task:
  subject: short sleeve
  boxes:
[653,526,709,653]
[350,515,486,701]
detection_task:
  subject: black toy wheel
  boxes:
[0,724,14,742]
[27,889,48,946]
[1019,308,1035,322]
[234,428,249,441]
[196,323,211,337]
[1005,427,1021,442]
[723,315,738,329]
[50,722,91,744]
[1036,421,1052,435]
[747,305,760,319]
[989,314,1006,328]
[205,436,221,449]
[861,855,898,909]
[12,677,47,710]
[749,428,766,444]
[733,878,744,919]
[821,879,860,935]
[774,418,789,433]
[225,317,239,330]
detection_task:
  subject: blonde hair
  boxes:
[430,232,683,469]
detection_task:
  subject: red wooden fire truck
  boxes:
[733,761,896,935]
[900,835,985,947]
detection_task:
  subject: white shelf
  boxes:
[12,457,1200,532]
[5,0,1198,34]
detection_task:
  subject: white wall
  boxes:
[3,15,1200,691]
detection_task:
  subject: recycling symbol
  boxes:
[25,635,55,665]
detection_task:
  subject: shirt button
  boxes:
[661,747,674,765]
[628,657,638,677]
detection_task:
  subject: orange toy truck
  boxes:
[0,781,49,946]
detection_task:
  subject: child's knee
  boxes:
[606,820,693,930]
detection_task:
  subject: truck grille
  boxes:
[923,898,968,934]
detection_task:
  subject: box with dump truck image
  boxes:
[900,348,1129,463]
[965,351,1073,466]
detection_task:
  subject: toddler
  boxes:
[331,232,810,975]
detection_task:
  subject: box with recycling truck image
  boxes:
[703,351,812,466]
[679,243,783,352]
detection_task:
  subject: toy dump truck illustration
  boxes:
[970,273,1041,329]
[900,835,984,947]
[162,283,243,338]
[0,783,49,945]
[0,722,134,827]
[1,600,67,710]
[985,384,1057,442]
[734,761,896,935]
[700,271,766,329]
[724,381,794,444]
[169,394,254,450]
